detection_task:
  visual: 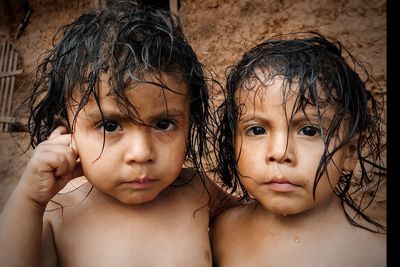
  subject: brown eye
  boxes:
[100,120,120,132]
[248,126,266,136]
[300,126,320,136]
[156,120,175,131]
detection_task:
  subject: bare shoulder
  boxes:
[199,171,241,220]
[216,202,253,221]
[44,176,92,219]
[345,206,386,263]
[173,168,239,223]
[335,213,386,267]
[173,167,206,193]
[40,178,90,267]
[351,226,386,266]
[211,202,255,237]
[210,202,254,265]
[175,168,221,200]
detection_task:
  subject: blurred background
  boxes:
[0,0,386,224]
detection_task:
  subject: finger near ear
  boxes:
[48,126,68,140]
[70,137,78,154]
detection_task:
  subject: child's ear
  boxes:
[342,135,359,172]
[71,137,78,155]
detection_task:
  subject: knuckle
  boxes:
[58,154,68,164]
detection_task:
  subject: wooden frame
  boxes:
[0,40,22,131]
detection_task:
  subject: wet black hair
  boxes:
[27,1,211,176]
[216,31,386,232]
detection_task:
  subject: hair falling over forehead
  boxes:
[25,0,212,176]
[216,31,386,232]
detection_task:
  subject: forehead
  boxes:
[235,71,333,116]
[235,74,292,111]
[71,72,189,110]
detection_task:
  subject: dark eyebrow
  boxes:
[84,108,186,122]
[237,112,267,124]
[238,110,332,126]
[291,110,332,125]
[84,110,125,121]
[147,108,186,120]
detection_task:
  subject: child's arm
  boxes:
[0,126,81,267]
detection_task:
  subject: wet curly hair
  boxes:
[27,1,212,176]
[216,31,386,232]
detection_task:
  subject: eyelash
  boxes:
[298,125,322,136]
[245,126,266,136]
[97,119,121,133]
[244,125,322,137]
[155,119,176,132]
[97,119,177,132]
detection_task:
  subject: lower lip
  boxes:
[264,182,299,192]
[126,180,156,189]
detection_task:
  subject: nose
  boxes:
[123,129,155,164]
[266,132,296,165]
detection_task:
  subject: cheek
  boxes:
[74,136,99,160]
[234,136,246,164]
[235,139,261,172]
[166,148,186,167]
[312,179,337,206]
[322,158,344,188]
[79,153,104,177]
[73,135,109,176]
[159,135,187,164]
[312,156,346,203]
[234,146,247,174]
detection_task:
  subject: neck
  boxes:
[255,194,343,228]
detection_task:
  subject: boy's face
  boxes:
[234,76,356,215]
[68,74,190,204]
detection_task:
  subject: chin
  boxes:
[116,193,159,205]
[266,204,302,216]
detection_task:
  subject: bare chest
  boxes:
[216,226,379,267]
[48,197,212,267]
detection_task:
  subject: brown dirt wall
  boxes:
[0,0,386,224]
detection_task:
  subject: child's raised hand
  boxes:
[18,126,82,206]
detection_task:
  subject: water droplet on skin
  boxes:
[294,236,300,243]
